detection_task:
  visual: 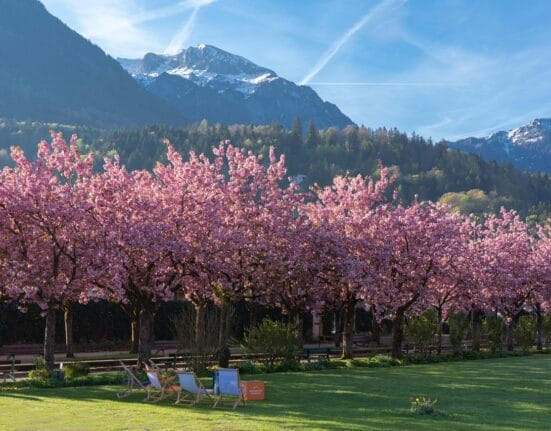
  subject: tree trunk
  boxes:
[137,308,154,367]
[44,308,56,371]
[194,303,206,355]
[341,299,356,359]
[504,312,521,352]
[391,309,405,359]
[293,312,305,348]
[371,306,381,345]
[248,302,258,329]
[333,308,343,348]
[64,304,74,358]
[217,302,232,368]
[471,308,483,351]
[121,303,141,354]
[130,318,139,354]
[535,304,543,351]
[505,320,514,351]
[436,306,443,355]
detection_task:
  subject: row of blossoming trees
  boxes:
[0,133,550,369]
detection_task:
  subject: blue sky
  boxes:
[41,0,551,140]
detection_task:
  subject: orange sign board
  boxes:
[240,380,265,401]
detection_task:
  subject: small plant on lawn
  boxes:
[410,396,440,415]
[514,315,536,352]
[241,319,301,371]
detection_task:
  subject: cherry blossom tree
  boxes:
[533,224,551,349]
[372,201,466,359]
[306,168,395,358]
[0,133,95,368]
[474,210,539,351]
[86,154,176,365]
[425,214,474,353]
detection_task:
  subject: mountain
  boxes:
[118,44,354,129]
[447,119,551,173]
[0,0,185,128]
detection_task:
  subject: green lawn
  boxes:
[1,355,550,430]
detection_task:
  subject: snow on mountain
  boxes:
[120,45,279,97]
[447,119,551,173]
[118,44,354,129]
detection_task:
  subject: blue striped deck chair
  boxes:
[213,368,245,409]
[143,368,176,402]
[175,371,214,406]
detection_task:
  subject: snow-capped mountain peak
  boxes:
[119,44,278,97]
[117,44,353,129]
[448,118,551,173]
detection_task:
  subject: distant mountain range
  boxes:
[0,0,352,131]
[1,0,550,177]
[118,45,354,129]
[0,0,186,128]
[447,119,551,173]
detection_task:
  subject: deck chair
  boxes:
[213,368,245,409]
[175,371,214,406]
[143,368,176,402]
[117,361,146,399]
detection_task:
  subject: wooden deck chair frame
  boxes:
[175,371,214,406]
[117,361,147,399]
[213,368,246,409]
[143,368,176,402]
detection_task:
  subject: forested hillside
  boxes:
[2,118,550,220]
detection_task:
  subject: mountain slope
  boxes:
[447,119,551,173]
[118,44,354,129]
[0,0,185,128]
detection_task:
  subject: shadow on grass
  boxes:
[0,391,43,401]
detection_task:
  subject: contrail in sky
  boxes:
[300,0,406,85]
[164,0,216,55]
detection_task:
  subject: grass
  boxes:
[1,355,550,430]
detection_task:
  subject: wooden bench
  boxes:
[303,347,333,361]
[352,334,371,346]
[151,340,177,356]
[0,344,44,356]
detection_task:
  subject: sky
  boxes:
[41,0,551,141]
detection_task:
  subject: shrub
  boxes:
[63,362,90,380]
[29,355,50,382]
[515,315,536,352]
[28,368,50,381]
[483,315,503,352]
[407,310,437,355]
[410,396,441,415]
[448,313,469,355]
[237,360,256,375]
[368,355,402,367]
[33,355,46,370]
[241,319,301,370]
